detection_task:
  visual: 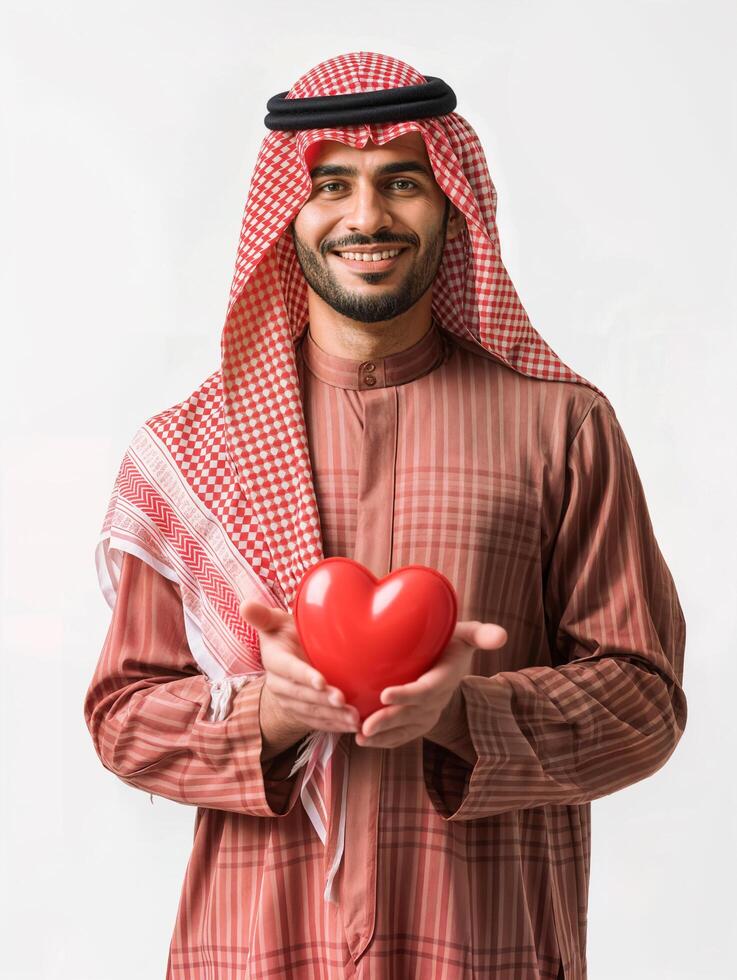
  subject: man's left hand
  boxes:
[355,619,508,750]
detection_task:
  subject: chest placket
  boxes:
[353,385,398,579]
[341,383,397,961]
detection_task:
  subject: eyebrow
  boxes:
[309,160,434,180]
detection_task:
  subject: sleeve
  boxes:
[422,395,688,820]
[83,550,307,817]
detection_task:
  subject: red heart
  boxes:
[293,558,458,720]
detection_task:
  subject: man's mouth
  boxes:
[329,246,409,271]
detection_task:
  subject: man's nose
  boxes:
[345,185,393,236]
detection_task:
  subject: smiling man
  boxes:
[84,52,687,979]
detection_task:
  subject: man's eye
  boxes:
[316,179,417,194]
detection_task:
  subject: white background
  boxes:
[1,1,734,977]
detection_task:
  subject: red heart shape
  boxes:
[293,558,458,720]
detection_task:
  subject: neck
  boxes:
[304,288,434,360]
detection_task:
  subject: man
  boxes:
[84,51,687,979]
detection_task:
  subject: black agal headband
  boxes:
[264,76,457,131]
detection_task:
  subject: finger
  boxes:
[454,619,508,649]
[268,673,353,713]
[239,600,288,634]
[380,662,454,704]
[266,646,326,691]
[359,704,408,737]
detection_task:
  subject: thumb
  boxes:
[240,600,284,633]
[455,620,508,650]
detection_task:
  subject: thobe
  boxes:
[84,319,687,979]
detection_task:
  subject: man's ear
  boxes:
[446,202,466,241]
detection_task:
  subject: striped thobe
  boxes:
[84,321,687,979]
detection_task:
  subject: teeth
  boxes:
[337,249,402,262]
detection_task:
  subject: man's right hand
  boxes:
[239,600,361,759]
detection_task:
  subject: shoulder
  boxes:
[441,328,608,446]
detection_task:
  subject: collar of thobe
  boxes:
[298,319,447,390]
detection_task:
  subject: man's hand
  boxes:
[240,601,362,748]
[354,619,508,750]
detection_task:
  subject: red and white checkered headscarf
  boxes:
[97,51,604,904]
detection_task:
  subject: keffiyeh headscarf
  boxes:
[96,51,604,904]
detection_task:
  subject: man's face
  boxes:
[290,132,462,323]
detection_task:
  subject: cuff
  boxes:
[422,677,495,820]
[228,673,306,817]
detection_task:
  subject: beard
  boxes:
[289,199,451,324]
